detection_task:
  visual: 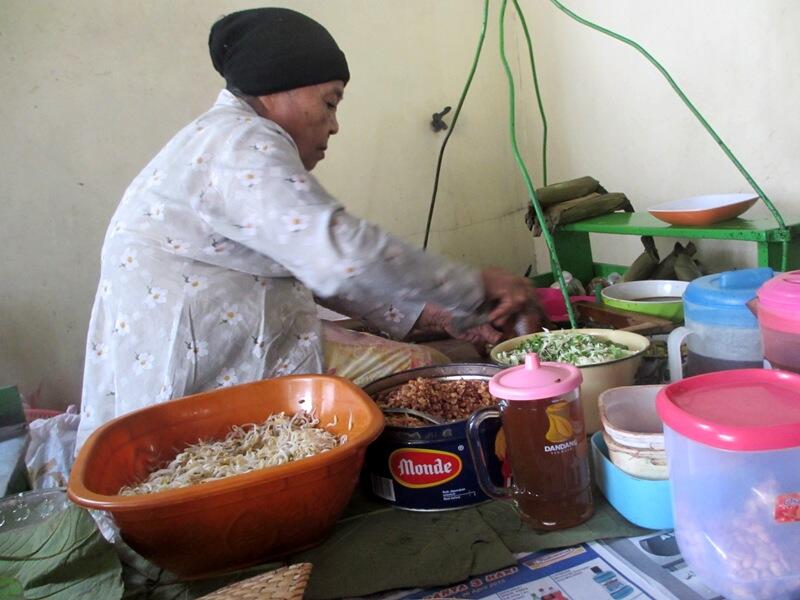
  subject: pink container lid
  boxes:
[489,353,582,401]
[656,369,800,451]
[757,270,800,332]
[535,288,596,322]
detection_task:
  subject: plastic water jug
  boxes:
[668,268,772,381]
[657,369,800,599]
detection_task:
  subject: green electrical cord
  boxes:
[499,0,578,328]
[512,0,549,187]
[546,0,790,271]
[423,0,489,251]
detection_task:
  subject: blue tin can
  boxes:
[362,364,506,511]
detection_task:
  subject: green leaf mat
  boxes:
[119,489,647,599]
[0,505,123,600]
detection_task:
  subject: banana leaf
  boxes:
[0,505,123,600]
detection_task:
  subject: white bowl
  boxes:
[603,432,668,480]
[599,385,665,450]
[648,193,758,226]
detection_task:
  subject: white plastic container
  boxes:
[657,369,800,600]
[599,385,665,450]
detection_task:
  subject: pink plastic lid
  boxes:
[757,270,800,332]
[656,369,800,451]
[489,353,582,401]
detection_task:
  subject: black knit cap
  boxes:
[208,7,350,96]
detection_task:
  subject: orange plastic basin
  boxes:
[68,375,384,578]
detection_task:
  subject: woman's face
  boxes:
[257,80,344,171]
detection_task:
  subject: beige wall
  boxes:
[2,1,797,410]
[0,1,537,409]
[524,0,800,274]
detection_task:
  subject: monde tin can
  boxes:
[362,364,506,511]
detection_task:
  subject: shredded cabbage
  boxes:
[496,331,632,366]
[120,411,345,495]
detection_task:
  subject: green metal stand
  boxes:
[532,213,800,287]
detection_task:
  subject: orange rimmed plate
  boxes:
[648,193,758,226]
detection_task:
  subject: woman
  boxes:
[77,8,541,449]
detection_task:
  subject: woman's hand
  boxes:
[480,267,539,327]
[413,304,502,353]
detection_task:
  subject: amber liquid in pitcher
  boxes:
[500,395,593,530]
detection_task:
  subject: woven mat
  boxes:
[198,564,312,600]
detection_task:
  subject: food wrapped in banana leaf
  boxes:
[529,192,633,236]
[534,176,605,207]
[674,252,704,281]
[621,236,660,282]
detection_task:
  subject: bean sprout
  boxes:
[120,411,345,495]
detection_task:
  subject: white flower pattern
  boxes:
[145,202,165,220]
[203,238,231,255]
[166,238,190,253]
[133,352,154,375]
[183,274,208,295]
[114,314,131,336]
[156,381,173,403]
[297,331,319,348]
[216,368,238,387]
[119,248,139,271]
[99,280,112,298]
[288,175,311,191]
[251,335,266,359]
[144,286,167,308]
[282,211,310,232]
[220,303,243,325]
[236,170,261,188]
[251,142,271,154]
[384,306,405,323]
[186,340,208,363]
[235,214,262,237]
[89,342,109,363]
[190,154,211,171]
[146,170,163,188]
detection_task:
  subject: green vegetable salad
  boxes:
[496,331,632,366]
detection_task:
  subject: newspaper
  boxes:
[382,531,725,600]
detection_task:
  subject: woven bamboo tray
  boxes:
[200,563,312,600]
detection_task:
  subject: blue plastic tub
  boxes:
[591,431,673,530]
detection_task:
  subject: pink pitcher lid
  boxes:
[757,270,800,316]
[489,353,582,401]
[656,369,800,451]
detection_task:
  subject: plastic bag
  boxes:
[24,406,80,490]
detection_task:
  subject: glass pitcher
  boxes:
[467,353,593,530]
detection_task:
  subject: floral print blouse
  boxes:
[77,90,484,449]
